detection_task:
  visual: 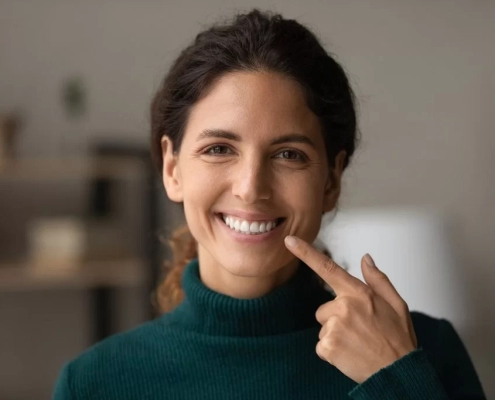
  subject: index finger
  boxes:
[284,235,365,295]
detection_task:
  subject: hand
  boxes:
[284,235,418,384]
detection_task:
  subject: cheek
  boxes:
[182,163,224,198]
[284,174,326,236]
[283,172,325,210]
[180,165,226,230]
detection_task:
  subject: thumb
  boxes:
[361,254,404,314]
[361,254,418,347]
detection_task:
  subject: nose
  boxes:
[231,155,272,204]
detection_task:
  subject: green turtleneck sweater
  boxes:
[53,259,486,399]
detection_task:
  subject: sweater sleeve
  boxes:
[347,319,487,400]
[52,363,74,400]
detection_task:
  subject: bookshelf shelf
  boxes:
[0,258,148,292]
[0,156,146,181]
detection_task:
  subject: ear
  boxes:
[161,136,184,203]
[322,150,346,213]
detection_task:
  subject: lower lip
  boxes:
[215,214,285,244]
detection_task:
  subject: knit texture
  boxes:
[53,259,486,399]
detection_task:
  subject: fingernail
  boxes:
[285,235,298,247]
[364,253,377,268]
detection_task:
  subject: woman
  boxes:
[53,9,486,399]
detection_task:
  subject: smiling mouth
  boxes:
[216,213,286,235]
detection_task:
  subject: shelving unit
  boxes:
[0,258,147,292]
[0,147,161,342]
[0,155,147,181]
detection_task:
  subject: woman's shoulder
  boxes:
[53,315,182,399]
[410,310,457,337]
[410,311,456,347]
[409,311,472,368]
[405,311,486,397]
[410,310,446,331]
[68,312,182,366]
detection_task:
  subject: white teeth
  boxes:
[221,214,280,235]
[240,220,250,233]
[249,222,259,234]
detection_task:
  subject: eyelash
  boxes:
[202,145,307,162]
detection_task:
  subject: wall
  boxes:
[0,0,493,398]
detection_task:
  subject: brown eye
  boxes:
[205,145,232,155]
[276,150,304,161]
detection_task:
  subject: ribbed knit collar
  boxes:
[168,258,335,337]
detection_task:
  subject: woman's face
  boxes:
[162,71,343,278]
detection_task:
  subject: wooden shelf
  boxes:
[0,258,149,292]
[0,156,147,181]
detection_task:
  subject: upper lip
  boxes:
[217,210,283,221]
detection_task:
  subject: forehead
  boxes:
[183,70,322,142]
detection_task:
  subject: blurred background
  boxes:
[0,1,493,398]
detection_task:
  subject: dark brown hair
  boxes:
[150,9,359,313]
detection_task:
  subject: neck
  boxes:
[167,257,334,337]
[197,245,301,299]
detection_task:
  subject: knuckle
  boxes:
[315,307,326,324]
[318,322,330,340]
[321,334,339,355]
[300,246,309,258]
[320,336,334,351]
[336,300,351,318]
[326,315,339,331]
[322,259,337,275]
[320,316,339,340]
[318,318,338,341]
[328,296,352,320]
[316,341,326,361]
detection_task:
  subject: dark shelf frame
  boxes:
[89,141,161,342]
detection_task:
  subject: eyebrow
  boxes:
[196,129,315,147]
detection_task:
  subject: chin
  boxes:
[217,251,292,278]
